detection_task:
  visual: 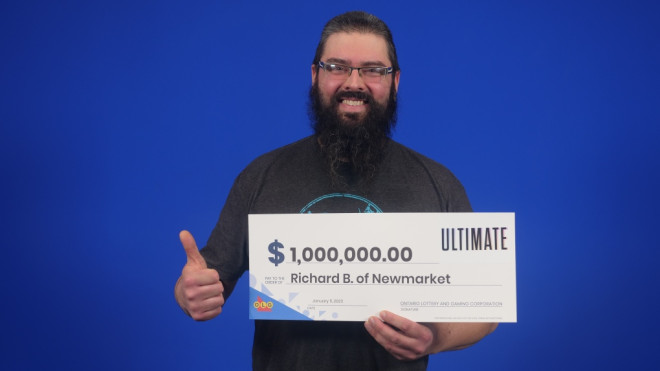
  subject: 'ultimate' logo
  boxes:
[254,296,274,312]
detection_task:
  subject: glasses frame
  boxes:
[318,61,393,82]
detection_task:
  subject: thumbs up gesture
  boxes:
[175,230,225,321]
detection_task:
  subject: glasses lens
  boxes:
[362,67,385,78]
[361,67,385,82]
[323,63,347,76]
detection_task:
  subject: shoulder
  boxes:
[230,136,318,189]
[253,136,315,162]
[387,140,461,181]
[385,140,472,212]
[238,136,315,174]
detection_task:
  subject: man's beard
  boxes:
[308,81,398,190]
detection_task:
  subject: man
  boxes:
[175,11,497,370]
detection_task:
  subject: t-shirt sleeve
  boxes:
[438,170,472,212]
[200,169,252,283]
[198,138,311,282]
[400,143,473,213]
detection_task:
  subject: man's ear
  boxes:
[393,70,400,94]
[311,64,318,85]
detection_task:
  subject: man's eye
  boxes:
[329,64,347,72]
[363,67,384,76]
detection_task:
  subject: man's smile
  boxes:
[336,91,370,114]
[341,99,365,106]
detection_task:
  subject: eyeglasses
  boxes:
[318,61,393,83]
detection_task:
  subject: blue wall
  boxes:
[2,1,658,369]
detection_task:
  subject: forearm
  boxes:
[426,322,498,353]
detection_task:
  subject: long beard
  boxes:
[308,82,398,190]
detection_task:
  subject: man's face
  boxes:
[311,32,400,123]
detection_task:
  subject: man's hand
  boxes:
[365,311,498,360]
[364,311,434,361]
[174,230,225,321]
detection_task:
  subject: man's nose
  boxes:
[343,68,366,90]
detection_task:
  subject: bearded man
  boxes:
[175,11,497,370]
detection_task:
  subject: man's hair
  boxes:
[312,11,400,72]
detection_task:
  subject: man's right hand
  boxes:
[175,230,225,321]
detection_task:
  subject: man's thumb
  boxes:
[179,230,207,269]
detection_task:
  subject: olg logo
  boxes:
[254,296,273,312]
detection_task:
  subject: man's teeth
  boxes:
[342,100,364,106]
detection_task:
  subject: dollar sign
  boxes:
[268,239,285,267]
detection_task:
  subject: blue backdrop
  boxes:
[2,1,658,370]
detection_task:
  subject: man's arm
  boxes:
[174,230,227,321]
[364,311,497,360]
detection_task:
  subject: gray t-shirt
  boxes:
[201,136,471,370]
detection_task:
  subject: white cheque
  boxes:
[248,213,516,322]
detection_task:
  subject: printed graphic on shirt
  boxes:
[299,193,383,214]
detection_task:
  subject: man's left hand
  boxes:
[364,310,435,361]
